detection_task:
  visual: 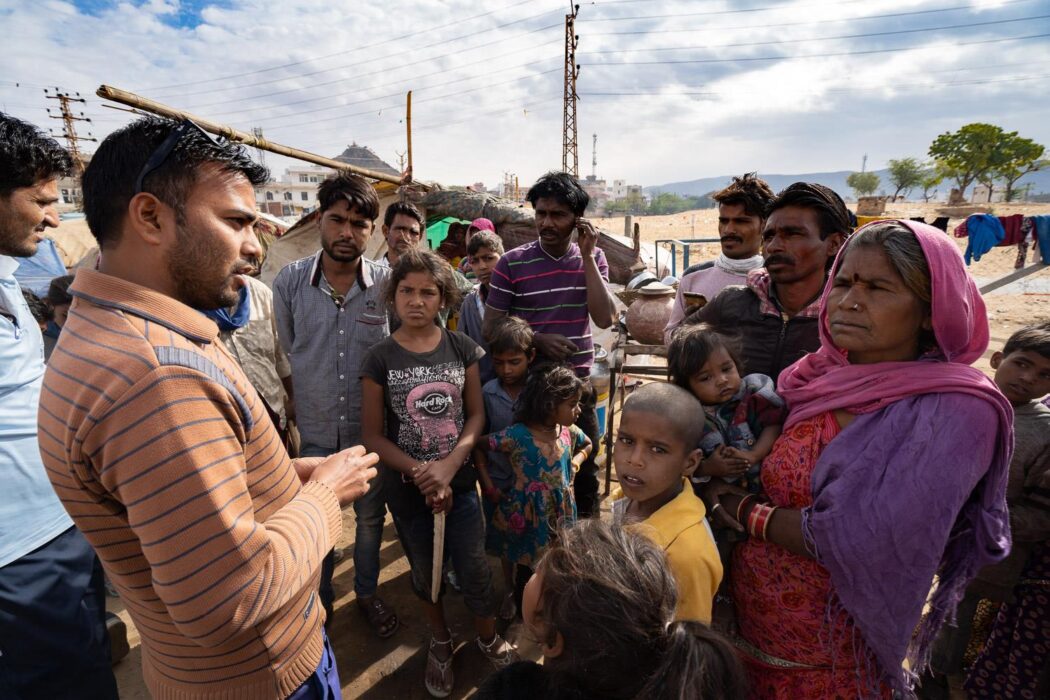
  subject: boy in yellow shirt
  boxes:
[612,383,723,623]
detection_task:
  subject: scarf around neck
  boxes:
[713,252,764,275]
[200,283,251,332]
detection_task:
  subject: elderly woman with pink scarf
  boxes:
[703,220,1013,698]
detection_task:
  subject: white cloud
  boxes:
[1,0,1047,190]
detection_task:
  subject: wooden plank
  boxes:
[978,263,1048,295]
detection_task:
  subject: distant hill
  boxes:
[647,168,1050,200]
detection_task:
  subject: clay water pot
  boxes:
[625,283,675,345]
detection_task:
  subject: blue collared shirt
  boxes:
[0,255,72,567]
[482,377,517,490]
[273,253,390,451]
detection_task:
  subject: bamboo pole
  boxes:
[95,84,404,185]
[406,91,413,177]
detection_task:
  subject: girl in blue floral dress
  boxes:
[487,363,591,611]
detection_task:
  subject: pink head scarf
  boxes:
[778,219,996,426]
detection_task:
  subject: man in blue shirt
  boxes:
[0,113,118,699]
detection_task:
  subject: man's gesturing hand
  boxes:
[309,445,380,507]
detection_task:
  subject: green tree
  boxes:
[992,136,1046,202]
[886,157,924,200]
[846,171,880,198]
[919,166,943,203]
[928,123,1005,196]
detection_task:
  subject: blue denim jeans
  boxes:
[300,443,388,605]
[393,491,496,617]
[286,632,340,700]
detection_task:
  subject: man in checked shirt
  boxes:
[273,172,399,638]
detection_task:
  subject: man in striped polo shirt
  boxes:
[483,171,616,516]
[38,117,378,699]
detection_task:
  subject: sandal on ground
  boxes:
[498,592,517,621]
[425,633,455,698]
[477,633,519,669]
[357,596,399,638]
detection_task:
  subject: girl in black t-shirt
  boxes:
[361,249,518,698]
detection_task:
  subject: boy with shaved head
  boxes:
[612,382,723,623]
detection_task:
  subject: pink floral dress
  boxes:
[732,412,889,698]
[487,423,585,567]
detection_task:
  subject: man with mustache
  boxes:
[273,173,400,639]
[483,171,616,517]
[378,200,425,268]
[664,173,773,344]
[0,113,119,699]
[39,118,379,699]
[684,182,850,385]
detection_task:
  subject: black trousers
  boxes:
[0,526,118,700]
[572,379,600,518]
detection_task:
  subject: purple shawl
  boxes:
[777,220,1013,695]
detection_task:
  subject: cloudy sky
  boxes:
[2,0,1048,189]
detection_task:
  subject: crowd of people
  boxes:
[1,111,1048,700]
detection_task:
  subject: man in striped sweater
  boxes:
[482,171,616,517]
[38,117,378,700]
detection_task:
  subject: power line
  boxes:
[578,72,1050,98]
[189,38,561,114]
[199,31,1050,136]
[153,20,562,102]
[144,1,564,95]
[584,0,872,23]
[256,56,1050,138]
[306,95,563,154]
[158,3,1046,120]
[585,31,1050,66]
[581,14,1050,55]
[260,68,561,133]
[168,15,1049,126]
[208,63,558,123]
[588,0,1039,36]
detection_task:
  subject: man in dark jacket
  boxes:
[685,182,851,385]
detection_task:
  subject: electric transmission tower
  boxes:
[44,88,96,175]
[591,133,598,179]
[562,3,580,177]
[251,127,267,166]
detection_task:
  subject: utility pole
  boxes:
[44,88,95,175]
[861,153,868,173]
[562,2,580,176]
[591,133,597,179]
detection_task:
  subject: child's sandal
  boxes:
[425,633,454,698]
[477,633,519,669]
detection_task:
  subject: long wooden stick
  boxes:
[95,84,404,185]
[978,263,1048,295]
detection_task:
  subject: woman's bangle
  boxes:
[746,504,778,540]
[736,495,756,523]
[761,506,777,541]
[736,494,767,523]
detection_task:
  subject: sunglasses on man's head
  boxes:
[134,119,224,195]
